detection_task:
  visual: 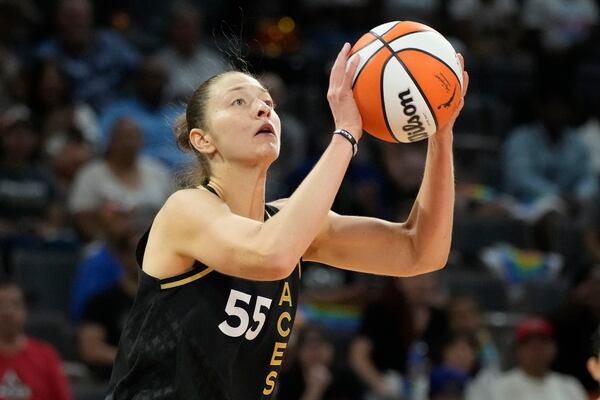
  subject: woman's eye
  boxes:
[264,100,275,108]
[232,98,245,106]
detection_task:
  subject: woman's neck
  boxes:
[208,164,269,222]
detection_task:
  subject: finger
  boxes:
[342,53,361,89]
[329,43,351,87]
[457,53,464,72]
[461,70,469,97]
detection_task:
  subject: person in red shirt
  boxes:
[0,278,71,400]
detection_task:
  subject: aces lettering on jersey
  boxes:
[262,281,293,396]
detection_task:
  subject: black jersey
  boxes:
[106,192,301,400]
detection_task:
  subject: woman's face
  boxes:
[203,73,281,168]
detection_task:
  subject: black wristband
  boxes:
[333,128,358,157]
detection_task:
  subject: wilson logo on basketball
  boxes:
[398,89,428,141]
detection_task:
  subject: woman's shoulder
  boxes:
[159,187,223,221]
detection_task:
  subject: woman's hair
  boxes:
[174,72,232,187]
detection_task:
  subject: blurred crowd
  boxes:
[0,0,599,399]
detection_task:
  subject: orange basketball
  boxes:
[350,21,463,143]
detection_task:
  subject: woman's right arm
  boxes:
[152,43,362,281]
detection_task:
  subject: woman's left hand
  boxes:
[435,53,469,139]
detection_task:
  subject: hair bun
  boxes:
[174,113,192,152]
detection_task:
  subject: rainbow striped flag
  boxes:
[481,244,562,284]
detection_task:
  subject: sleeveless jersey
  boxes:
[106,188,301,400]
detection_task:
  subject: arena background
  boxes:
[0,0,599,399]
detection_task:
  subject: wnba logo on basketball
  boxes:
[398,89,427,142]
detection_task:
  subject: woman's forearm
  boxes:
[404,133,454,271]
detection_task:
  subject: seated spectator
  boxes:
[35,0,139,110]
[349,274,447,399]
[0,278,71,400]
[587,325,600,399]
[28,59,98,192]
[522,0,598,55]
[277,325,358,400]
[77,222,138,380]
[154,1,228,102]
[502,90,597,251]
[447,296,500,369]
[502,90,597,205]
[492,317,587,400]
[69,117,171,241]
[448,0,520,59]
[0,105,65,269]
[98,57,189,169]
[70,203,142,322]
[431,331,498,400]
[552,267,600,393]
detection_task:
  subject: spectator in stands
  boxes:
[0,105,64,270]
[36,0,139,110]
[70,202,142,323]
[552,266,600,393]
[380,141,427,220]
[447,0,520,60]
[98,56,188,169]
[77,221,138,380]
[522,0,598,55]
[428,332,480,400]
[277,325,358,400]
[155,1,228,102]
[28,59,98,193]
[492,317,587,400]
[349,274,447,399]
[68,117,171,241]
[0,278,71,400]
[447,296,499,370]
[502,90,597,206]
[587,325,600,399]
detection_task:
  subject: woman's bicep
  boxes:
[304,213,419,276]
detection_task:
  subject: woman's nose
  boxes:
[256,100,272,118]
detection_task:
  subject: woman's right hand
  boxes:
[327,43,363,141]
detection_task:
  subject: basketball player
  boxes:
[106,43,469,399]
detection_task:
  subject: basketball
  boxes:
[350,21,463,143]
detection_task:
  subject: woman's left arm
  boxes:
[283,58,468,277]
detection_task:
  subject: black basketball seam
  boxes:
[374,20,401,37]
[352,33,378,54]
[395,47,462,88]
[352,27,423,89]
[351,22,400,88]
[380,55,401,143]
[352,41,385,89]
[370,30,439,133]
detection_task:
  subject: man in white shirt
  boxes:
[493,317,587,400]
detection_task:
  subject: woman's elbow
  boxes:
[407,248,450,275]
[249,250,298,281]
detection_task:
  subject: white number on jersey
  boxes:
[218,289,273,340]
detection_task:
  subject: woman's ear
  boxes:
[189,128,216,155]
